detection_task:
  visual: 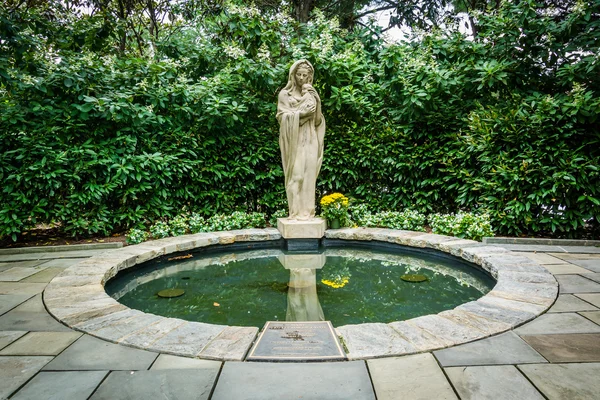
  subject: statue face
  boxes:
[295,67,311,87]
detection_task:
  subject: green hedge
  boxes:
[1,2,599,239]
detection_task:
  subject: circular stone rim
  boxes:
[43,228,558,361]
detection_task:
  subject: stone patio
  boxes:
[1,236,599,399]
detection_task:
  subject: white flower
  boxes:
[224,44,247,60]
[257,44,270,62]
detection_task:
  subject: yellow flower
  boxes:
[321,277,350,289]
[320,192,349,207]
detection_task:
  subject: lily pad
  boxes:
[401,274,428,283]
[157,288,185,298]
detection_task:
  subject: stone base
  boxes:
[278,253,326,269]
[277,218,326,239]
[286,239,321,252]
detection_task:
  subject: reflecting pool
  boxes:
[105,247,495,328]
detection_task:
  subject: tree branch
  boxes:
[354,4,397,20]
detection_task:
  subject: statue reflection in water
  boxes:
[277,254,325,322]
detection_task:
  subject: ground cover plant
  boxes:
[1,1,599,241]
[125,209,491,244]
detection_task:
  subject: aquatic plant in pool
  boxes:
[106,245,494,328]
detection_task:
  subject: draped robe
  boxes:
[276,87,325,220]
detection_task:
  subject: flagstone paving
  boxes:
[547,294,599,313]
[0,243,599,399]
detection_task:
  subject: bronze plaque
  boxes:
[246,321,347,362]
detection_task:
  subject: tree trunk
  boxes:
[293,0,313,23]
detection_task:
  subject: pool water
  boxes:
[106,247,495,328]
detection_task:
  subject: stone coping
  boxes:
[482,237,600,246]
[0,242,123,255]
[43,228,558,361]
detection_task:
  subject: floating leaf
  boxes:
[168,254,193,261]
[157,288,185,298]
[213,302,220,307]
[401,274,428,283]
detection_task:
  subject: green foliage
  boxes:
[356,210,427,232]
[429,213,494,241]
[268,209,288,227]
[149,221,171,239]
[188,213,207,234]
[1,1,599,241]
[126,228,149,244]
[203,212,267,232]
[126,211,268,244]
[169,215,189,236]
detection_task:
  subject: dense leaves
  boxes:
[1,1,599,240]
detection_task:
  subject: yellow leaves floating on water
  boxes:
[213,302,220,307]
[168,254,193,261]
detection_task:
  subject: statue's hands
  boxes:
[299,103,316,118]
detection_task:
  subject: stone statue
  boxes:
[277,59,326,220]
[286,268,325,322]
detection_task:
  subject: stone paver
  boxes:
[43,335,158,371]
[367,353,457,400]
[89,370,218,400]
[500,244,564,252]
[542,264,594,274]
[550,256,600,272]
[0,294,72,332]
[0,250,107,262]
[3,238,600,399]
[572,260,600,272]
[515,313,600,335]
[521,334,600,362]
[212,361,375,400]
[579,310,600,325]
[0,260,48,269]
[0,265,50,282]
[34,258,89,268]
[518,363,600,400]
[560,246,600,254]
[547,294,599,313]
[434,331,546,367]
[10,371,108,400]
[0,310,72,332]
[0,332,82,356]
[514,252,568,264]
[0,356,54,399]
[444,365,544,400]
[574,293,600,308]
[150,354,222,370]
[556,275,600,293]
[21,267,66,283]
[0,331,27,350]
[0,282,47,295]
[0,294,33,315]
[581,273,600,284]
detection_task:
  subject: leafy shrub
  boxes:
[1,1,598,240]
[188,214,207,234]
[358,210,427,232]
[204,211,267,232]
[149,221,170,239]
[429,213,494,241]
[168,215,188,236]
[268,209,288,227]
[126,228,149,245]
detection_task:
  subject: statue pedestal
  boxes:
[278,253,326,270]
[277,218,326,251]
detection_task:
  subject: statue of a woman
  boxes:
[277,60,326,220]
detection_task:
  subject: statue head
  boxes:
[285,59,314,91]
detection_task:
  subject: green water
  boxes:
[106,247,495,328]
